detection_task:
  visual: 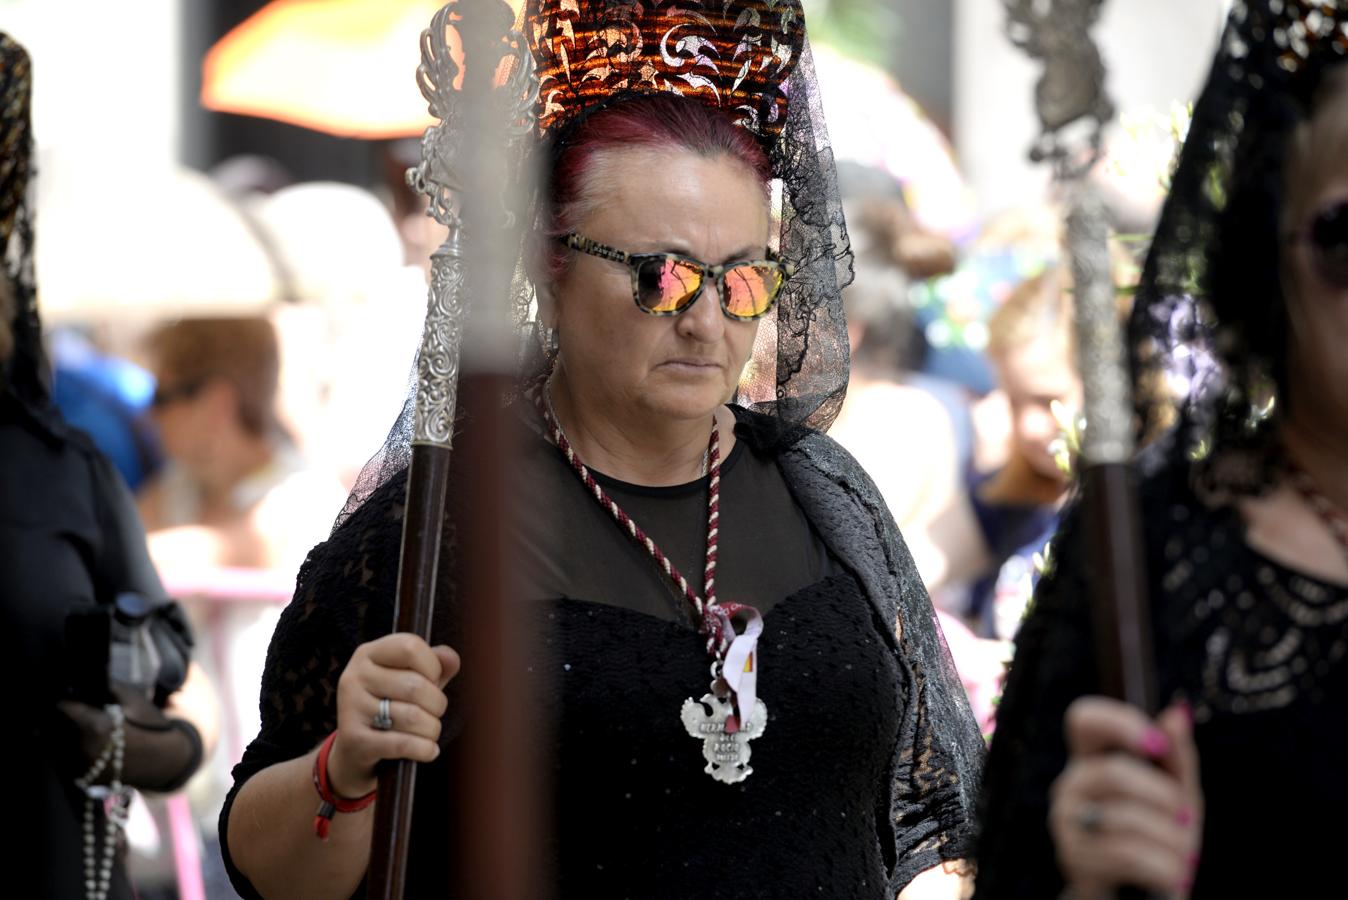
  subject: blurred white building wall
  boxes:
[1,0,183,173]
[954,0,1231,220]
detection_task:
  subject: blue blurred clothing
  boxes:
[49,330,161,492]
[966,467,1059,640]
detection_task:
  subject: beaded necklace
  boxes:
[536,383,767,783]
[73,704,131,900]
[1285,457,1348,568]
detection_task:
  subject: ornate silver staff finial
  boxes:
[1004,0,1115,180]
[405,0,539,447]
[1004,0,1125,463]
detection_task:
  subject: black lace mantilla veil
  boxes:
[340,0,853,523]
[0,33,47,411]
[1129,0,1348,486]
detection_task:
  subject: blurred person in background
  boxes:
[245,180,427,490]
[834,258,961,552]
[831,171,1011,736]
[831,163,970,548]
[136,315,345,575]
[135,315,346,893]
[961,266,1080,642]
[831,171,964,568]
[906,204,1065,474]
[0,33,213,898]
[937,249,1135,644]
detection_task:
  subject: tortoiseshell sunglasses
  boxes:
[563,232,792,320]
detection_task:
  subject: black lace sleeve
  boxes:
[881,512,983,893]
[217,471,409,900]
[971,497,1099,899]
[886,620,980,886]
[773,422,985,894]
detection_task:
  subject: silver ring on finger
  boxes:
[1076,801,1103,835]
[373,697,394,731]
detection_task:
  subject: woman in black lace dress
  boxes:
[218,3,983,898]
[974,3,1348,897]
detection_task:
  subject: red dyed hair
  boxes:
[538,93,773,282]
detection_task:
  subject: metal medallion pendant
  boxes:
[680,685,768,784]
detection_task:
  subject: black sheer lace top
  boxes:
[974,445,1348,898]
[220,407,974,898]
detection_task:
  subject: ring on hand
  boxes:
[1076,801,1104,835]
[373,697,394,732]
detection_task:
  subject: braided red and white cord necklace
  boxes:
[536,382,767,784]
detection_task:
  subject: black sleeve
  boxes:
[88,448,165,603]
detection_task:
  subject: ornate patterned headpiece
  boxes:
[524,0,805,152]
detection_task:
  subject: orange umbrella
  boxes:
[202,0,525,139]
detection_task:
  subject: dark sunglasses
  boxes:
[1289,201,1348,289]
[150,380,205,410]
[563,232,791,320]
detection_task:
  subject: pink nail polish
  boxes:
[1138,726,1170,758]
[1176,807,1193,826]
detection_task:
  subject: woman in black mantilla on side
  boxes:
[974,2,1348,897]
[219,2,984,898]
[0,32,208,900]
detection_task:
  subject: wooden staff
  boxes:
[365,2,542,897]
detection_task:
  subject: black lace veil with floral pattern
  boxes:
[1128,0,1348,491]
[0,33,47,413]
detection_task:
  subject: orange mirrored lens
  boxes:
[637,257,703,313]
[722,264,782,318]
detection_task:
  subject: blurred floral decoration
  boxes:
[1103,101,1194,206]
[1048,398,1086,481]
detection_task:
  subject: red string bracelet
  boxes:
[312,731,376,840]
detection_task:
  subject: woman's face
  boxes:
[1282,71,1348,430]
[546,146,769,426]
